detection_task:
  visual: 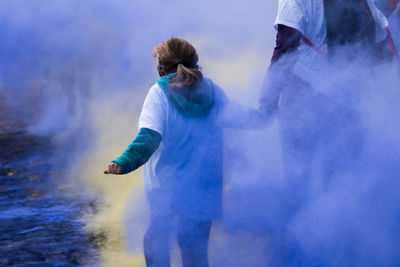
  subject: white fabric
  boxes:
[138,79,265,220]
[138,84,168,138]
[274,0,389,50]
[368,0,389,42]
[274,0,327,86]
[274,0,394,93]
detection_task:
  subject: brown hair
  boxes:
[153,37,203,89]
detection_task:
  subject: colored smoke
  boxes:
[1,0,400,266]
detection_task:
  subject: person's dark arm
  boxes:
[259,24,302,112]
[271,24,302,64]
[111,128,162,174]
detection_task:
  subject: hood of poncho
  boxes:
[157,73,215,117]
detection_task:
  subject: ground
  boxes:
[0,96,99,266]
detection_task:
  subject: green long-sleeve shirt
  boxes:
[112,128,162,174]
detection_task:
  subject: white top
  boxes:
[274,0,327,85]
[274,0,393,58]
[274,0,395,93]
[138,78,264,220]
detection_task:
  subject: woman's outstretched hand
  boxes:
[104,162,122,174]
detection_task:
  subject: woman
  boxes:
[104,37,268,267]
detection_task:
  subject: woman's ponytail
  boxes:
[153,37,203,89]
[171,62,203,88]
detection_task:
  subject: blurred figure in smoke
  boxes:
[104,37,268,267]
[260,0,399,265]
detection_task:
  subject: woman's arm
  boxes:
[220,93,274,129]
[104,127,162,174]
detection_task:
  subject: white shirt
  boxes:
[274,0,328,89]
[274,0,395,94]
[274,0,395,63]
[138,78,265,220]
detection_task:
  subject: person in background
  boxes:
[104,37,268,267]
[260,0,398,265]
[262,0,399,203]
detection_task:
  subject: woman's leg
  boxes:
[177,216,211,267]
[143,208,172,267]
